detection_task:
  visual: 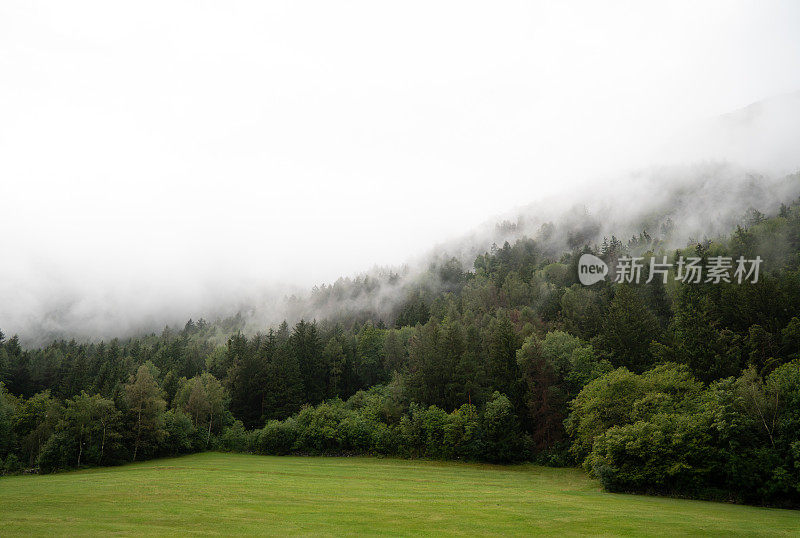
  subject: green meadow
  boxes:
[1,453,799,536]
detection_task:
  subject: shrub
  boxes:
[293,402,348,453]
[220,420,255,452]
[336,413,373,452]
[565,364,702,463]
[370,422,399,455]
[257,418,298,455]
[585,412,720,496]
[400,404,452,459]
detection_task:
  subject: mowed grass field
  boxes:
[1,452,799,536]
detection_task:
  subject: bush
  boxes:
[565,364,702,463]
[293,402,348,453]
[570,361,800,507]
[220,420,255,452]
[257,418,298,455]
[400,404,452,459]
[370,422,399,455]
[336,413,373,452]
[585,412,720,496]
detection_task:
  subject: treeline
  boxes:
[243,389,524,464]
[0,365,229,473]
[1,199,799,508]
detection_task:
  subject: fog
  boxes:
[2,1,800,343]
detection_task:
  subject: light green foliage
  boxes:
[173,373,228,439]
[257,418,299,455]
[293,400,351,453]
[572,361,800,505]
[124,363,166,461]
[38,392,121,471]
[542,262,570,286]
[218,419,253,453]
[565,363,701,462]
[400,403,452,459]
[586,406,719,495]
[12,390,62,467]
[540,331,610,392]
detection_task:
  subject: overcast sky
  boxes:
[2,1,800,337]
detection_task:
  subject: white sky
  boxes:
[2,1,800,336]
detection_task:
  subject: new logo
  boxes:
[578,254,608,285]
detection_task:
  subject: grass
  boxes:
[1,452,799,536]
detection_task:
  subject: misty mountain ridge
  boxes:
[6,93,800,346]
[659,90,800,175]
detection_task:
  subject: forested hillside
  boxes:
[1,179,799,507]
